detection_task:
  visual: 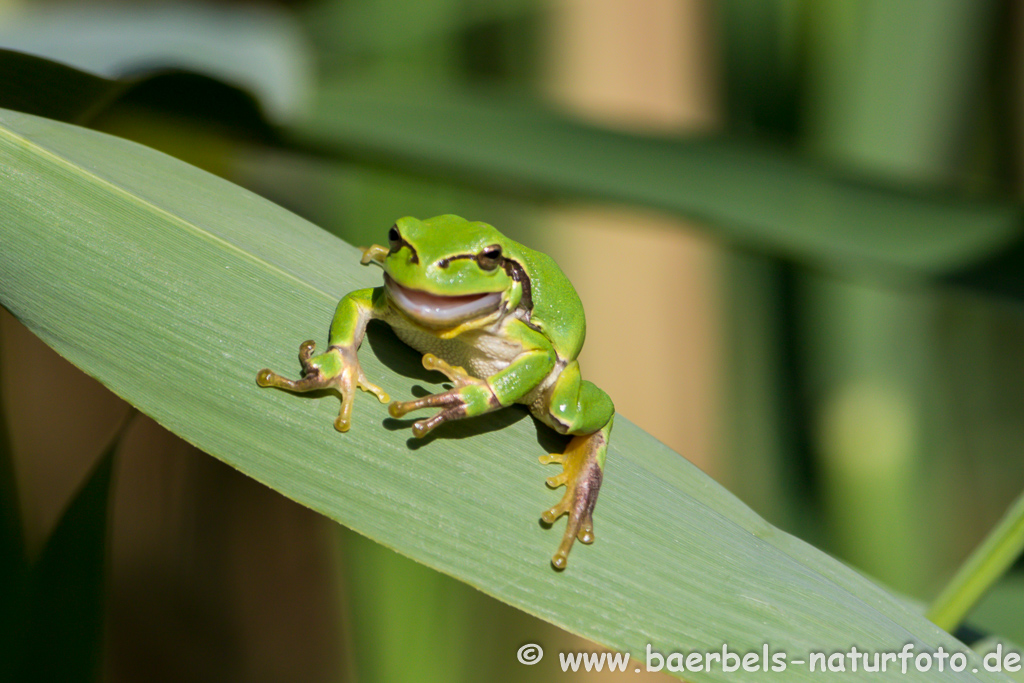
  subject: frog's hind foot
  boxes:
[539,430,607,570]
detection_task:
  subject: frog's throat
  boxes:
[384,274,503,330]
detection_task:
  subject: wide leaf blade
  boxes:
[0,108,1009,682]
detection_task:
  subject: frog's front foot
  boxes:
[388,354,497,437]
[540,430,607,570]
[257,340,389,432]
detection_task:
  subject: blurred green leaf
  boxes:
[294,82,1024,298]
[0,108,1016,682]
[6,51,1024,303]
[0,3,312,124]
[0,49,275,138]
[0,49,130,124]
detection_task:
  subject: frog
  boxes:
[256,215,614,569]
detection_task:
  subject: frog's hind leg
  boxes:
[540,423,611,569]
[538,361,614,570]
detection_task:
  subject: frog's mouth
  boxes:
[385,274,502,326]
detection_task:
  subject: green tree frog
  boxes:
[256,215,614,569]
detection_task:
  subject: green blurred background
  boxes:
[2,0,1024,680]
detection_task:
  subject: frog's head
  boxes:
[376,215,526,329]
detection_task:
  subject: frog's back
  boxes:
[511,243,586,361]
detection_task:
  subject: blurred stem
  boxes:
[927,488,1024,633]
[801,0,998,597]
[339,529,476,683]
[720,0,802,138]
[721,254,811,535]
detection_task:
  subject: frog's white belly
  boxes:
[392,324,523,381]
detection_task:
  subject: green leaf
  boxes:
[0,49,130,125]
[7,50,1024,303]
[0,4,312,124]
[0,108,1013,682]
[0,49,276,138]
[971,638,1024,683]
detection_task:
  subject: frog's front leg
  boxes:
[256,287,390,432]
[539,360,614,570]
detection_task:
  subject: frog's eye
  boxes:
[388,225,401,250]
[477,245,503,271]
